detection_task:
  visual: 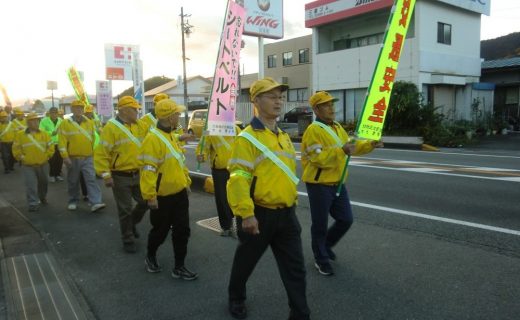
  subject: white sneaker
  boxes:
[48,176,56,183]
[67,203,77,210]
[56,176,64,181]
[91,203,106,212]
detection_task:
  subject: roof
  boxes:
[482,57,520,69]
[144,75,211,97]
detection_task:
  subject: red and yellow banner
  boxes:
[356,0,416,140]
[67,66,90,105]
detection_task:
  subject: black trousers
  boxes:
[147,189,190,268]
[48,145,63,177]
[1,142,15,171]
[211,168,233,230]
[228,206,310,320]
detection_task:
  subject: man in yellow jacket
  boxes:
[226,78,310,320]
[138,93,193,150]
[12,108,27,131]
[12,112,53,211]
[58,100,106,212]
[139,98,197,280]
[196,124,241,236]
[95,96,148,253]
[301,91,383,276]
[0,111,16,173]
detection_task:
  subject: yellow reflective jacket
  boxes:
[12,129,53,166]
[301,119,375,185]
[12,118,27,131]
[138,126,191,200]
[227,118,298,219]
[138,112,157,133]
[58,116,96,158]
[94,118,144,178]
[0,121,15,143]
[196,125,241,169]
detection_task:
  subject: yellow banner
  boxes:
[67,66,90,105]
[356,0,416,140]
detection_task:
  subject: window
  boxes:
[267,54,277,68]
[283,52,293,66]
[287,88,309,102]
[298,48,309,63]
[437,22,451,45]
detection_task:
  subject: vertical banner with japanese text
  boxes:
[207,0,246,136]
[132,52,145,116]
[67,66,90,105]
[96,80,113,118]
[356,0,416,140]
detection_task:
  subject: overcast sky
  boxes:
[0,0,519,104]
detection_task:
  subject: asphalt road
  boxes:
[1,139,519,320]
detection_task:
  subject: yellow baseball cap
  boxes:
[153,93,169,104]
[155,99,186,119]
[0,111,8,117]
[309,91,338,108]
[14,107,24,114]
[84,105,94,113]
[26,112,42,121]
[117,96,141,109]
[71,100,86,108]
[249,77,288,101]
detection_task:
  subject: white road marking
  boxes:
[398,168,451,173]
[295,191,520,237]
[190,170,520,237]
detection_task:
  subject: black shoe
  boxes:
[40,198,48,205]
[171,266,198,280]
[123,242,137,253]
[229,300,247,319]
[326,247,336,261]
[145,255,162,273]
[314,262,334,276]
[133,226,140,239]
[83,196,89,202]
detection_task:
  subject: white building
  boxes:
[305,0,492,122]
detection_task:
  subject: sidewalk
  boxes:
[1,166,519,319]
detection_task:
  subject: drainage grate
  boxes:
[196,216,237,233]
[3,252,88,320]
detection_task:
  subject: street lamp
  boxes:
[180,7,193,127]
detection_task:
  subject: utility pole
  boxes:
[180,7,193,128]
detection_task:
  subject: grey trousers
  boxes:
[22,164,49,206]
[67,157,102,205]
[112,174,148,244]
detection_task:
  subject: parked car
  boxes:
[282,106,312,123]
[187,100,208,111]
[188,109,207,138]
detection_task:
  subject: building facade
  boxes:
[305,0,492,123]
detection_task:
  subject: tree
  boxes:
[32,100,45,113]
[118,76,173,97]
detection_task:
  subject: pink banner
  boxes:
[207,0,246,136]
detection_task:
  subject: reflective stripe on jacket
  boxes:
[301,119,374,185]
[12,130,53,166]
[226,117,297,219]
[138,127,191,200]
[0,122,15,142]
[94,118,144,177]
[58,116,96,158]
[196,125,241,169]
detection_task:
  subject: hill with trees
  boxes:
[481,32,520,60]
[118,76,173,97]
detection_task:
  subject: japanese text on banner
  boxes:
[357,0,416,140]
[207,0,245,136]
